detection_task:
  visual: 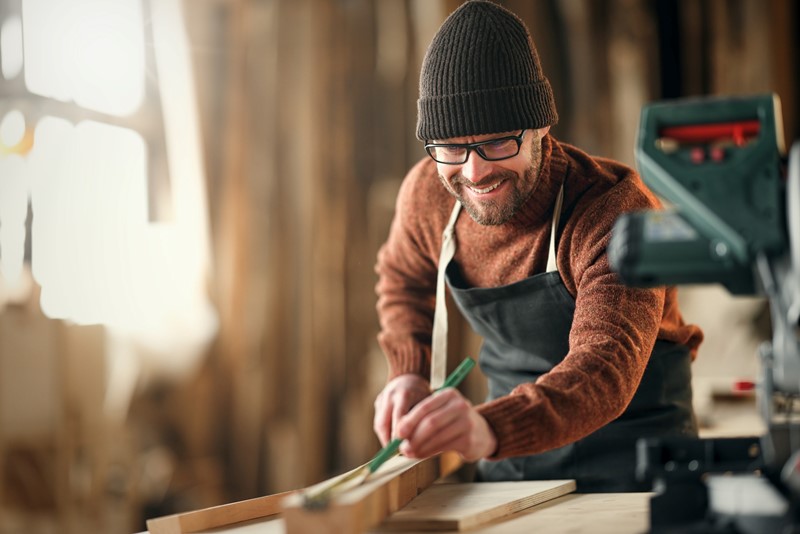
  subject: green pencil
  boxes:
[303,356,477,509]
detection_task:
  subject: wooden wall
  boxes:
[193,0,799,503]
[0,1,797,532]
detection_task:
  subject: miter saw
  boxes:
[609,93,800,533]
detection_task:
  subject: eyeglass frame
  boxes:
[424,130,527,165]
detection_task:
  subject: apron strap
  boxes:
[546,186,564,273]
[430,185,564,387]
[431,201,462,388]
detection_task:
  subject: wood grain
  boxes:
[146,490,294,534]
[280,453,461,534]
[379,480,576,531]
[449,492,652,534]
[141,491,652,534]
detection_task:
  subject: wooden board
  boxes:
[280,453,461,534]
[146,453,460,534]
[146,490,294,534]
[141,492,652,534]
[378,480,576,531]
[447,492,653,534]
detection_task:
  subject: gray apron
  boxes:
[432,191,697,492]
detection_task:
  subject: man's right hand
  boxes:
[373,374,431,446]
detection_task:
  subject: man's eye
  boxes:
[487,139,513,150]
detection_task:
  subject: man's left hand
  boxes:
[394,387,497,462]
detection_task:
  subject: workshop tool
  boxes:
[609,93,786,295]
[302,356,476,509]
[609,93,800,532]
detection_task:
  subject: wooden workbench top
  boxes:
[373,492,652,534]
[141,492,652,534]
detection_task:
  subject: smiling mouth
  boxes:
[466,179,504,195]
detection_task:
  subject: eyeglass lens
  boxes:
[428,136,520,164]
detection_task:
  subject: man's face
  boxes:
[435,127,549,226]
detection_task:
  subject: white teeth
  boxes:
[469,181,502,194]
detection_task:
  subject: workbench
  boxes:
[141,491,651,534]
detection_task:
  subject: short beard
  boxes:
[439,162,538,226]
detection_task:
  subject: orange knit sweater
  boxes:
[374,135,704,459]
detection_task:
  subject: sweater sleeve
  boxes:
[476,177,667,459]
[374,160,446,381]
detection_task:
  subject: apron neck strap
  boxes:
[430,201,462,388]
[546,185,564,272]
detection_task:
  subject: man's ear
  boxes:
[538,126,551,137]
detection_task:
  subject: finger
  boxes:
[408,410,490,461]
[403,414,467,458]
[400,393,466,454]
[391,395,414,440]
[373,398,392,446]
[391,386,431,439]
[396,388,458,439]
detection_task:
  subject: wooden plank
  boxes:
[454,493,652,534]
[147,453,460,534]
[146,490,294,534]
[281,453,461,534]
[143,490,647,534]
[379,480,576,531]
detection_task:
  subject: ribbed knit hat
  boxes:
[416,0,558,141]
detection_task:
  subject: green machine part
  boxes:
[609,94,787,295]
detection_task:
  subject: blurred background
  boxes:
[0,0,797,532]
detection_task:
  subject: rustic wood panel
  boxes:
[195,0,799,504]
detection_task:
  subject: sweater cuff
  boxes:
[377,334,431,381]
[475,395,536,460]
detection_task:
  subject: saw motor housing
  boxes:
[609,94,800,530]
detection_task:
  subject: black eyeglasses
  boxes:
[424,130,526,165]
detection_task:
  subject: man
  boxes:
[373,0,703,491]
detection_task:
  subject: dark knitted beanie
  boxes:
[416,0,558,141]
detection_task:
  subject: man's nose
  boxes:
[460,150,492,183]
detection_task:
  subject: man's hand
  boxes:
[395,388,497,462]
[373,374,432,446]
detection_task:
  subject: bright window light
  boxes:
[27,112,216,351]
[29,117,148,325]
[8,0,217,412]
[0,154,29,285]
[22,0,145,116]
[1,15,23,80]
[0,110,26,148]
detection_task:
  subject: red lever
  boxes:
[660,120,760,146]
[732,379,756,393]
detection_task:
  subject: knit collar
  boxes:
[506,134,569,228]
